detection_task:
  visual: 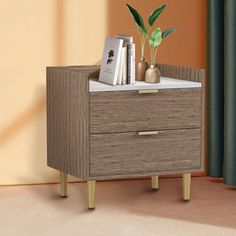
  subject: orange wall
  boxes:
[107,0,206,68]
[0,0,107,185]
[0,0,206,185]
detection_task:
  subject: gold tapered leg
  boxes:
[88,180,96,210]
[60,172,68,198]
[183,173,191,201]
[151,176,159,191]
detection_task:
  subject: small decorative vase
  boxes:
[145,64,160,83]
[136,59,148,81]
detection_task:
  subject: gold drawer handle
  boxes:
[138,131,159,136]
[138,89,158,94]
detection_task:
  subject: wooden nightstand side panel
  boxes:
[46,67,90,178]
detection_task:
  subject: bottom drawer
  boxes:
[90,129,201,177]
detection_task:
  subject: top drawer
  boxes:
[89,88,201,134]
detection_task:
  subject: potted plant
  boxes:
[126,4,148,81]
[126,3,176,83]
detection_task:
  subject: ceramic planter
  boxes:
[136,59,148,81]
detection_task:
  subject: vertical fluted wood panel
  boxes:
[46,67,89,178]
[157,64,205,83]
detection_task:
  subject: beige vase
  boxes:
[136,59,148,81]
[145,64,160,83]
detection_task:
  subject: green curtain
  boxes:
[207,0,236,186]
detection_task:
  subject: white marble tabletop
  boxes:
[89,77,201,92]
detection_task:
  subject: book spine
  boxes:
[116,55,122,85]
[122,47,127,85]
[113,40,124,85]
[130,43,135,84]
[127,44,131,84]
[118,47,125,85]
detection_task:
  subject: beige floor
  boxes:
[1,177,236,236]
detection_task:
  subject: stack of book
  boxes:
[99,35,135,86]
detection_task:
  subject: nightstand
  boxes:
[46,64,205,209]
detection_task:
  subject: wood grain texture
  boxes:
[47,67,91,178]
[90,129,201,178]
[158,65,206,175]
[61,64,204,83]
[158,64,204,83]
[46,64,206,180]
[81,64,204,83]
[90,88,201,134]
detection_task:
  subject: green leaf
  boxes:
[126,3,147,33]
[138,14,147,34]
[148,4,167,26]
[149,27,162,48]
[162,28,177,38]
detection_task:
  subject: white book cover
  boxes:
[130,43,136,84]
[99,37,124,85]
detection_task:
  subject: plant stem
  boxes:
[137,27,146,60]
[149,45,155,65]
[152,47,156,64]
[154,47,158,64]
[149,45,152,64]
[141,40,144,60]
[141,34,146,60]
